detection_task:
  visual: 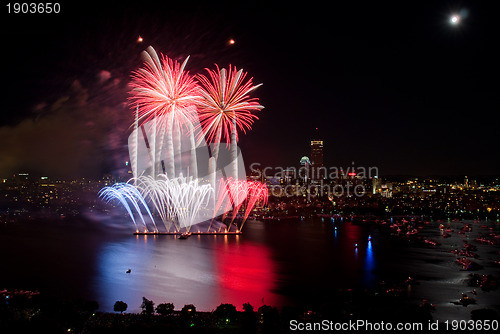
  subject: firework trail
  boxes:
[133,175,213,232]
[214,177,247,222]
[196,65,263,185]
[213,178,268,231]
[99,183,156,232]
[101,47,267,233]
[129,46,200,179]
[240,181,269,230]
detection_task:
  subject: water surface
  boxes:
[1,217,499,320]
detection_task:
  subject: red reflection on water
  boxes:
[343,222,363,243]
[343,223,363,264]
[215,241,278,308]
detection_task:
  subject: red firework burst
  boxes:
[214,177,248,220]
[196,65,263,145]
[214,178,268,227]
[129,47,200,126]
[244,181,268,221]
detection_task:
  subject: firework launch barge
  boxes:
[133,231,242,236]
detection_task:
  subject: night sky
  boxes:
[1,1,499,178]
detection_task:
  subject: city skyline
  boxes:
[1,2,499,327]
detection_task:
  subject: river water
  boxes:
[1,216,499,320]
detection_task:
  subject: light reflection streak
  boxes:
[364,239,376,286]
[95,234,278,312]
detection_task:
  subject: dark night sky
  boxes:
[1,0,499,178]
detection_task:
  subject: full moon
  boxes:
[450,15,460,24]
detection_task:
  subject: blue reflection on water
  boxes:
[364,240,376,286]
[94,230,279,313]
[95,236,218,313]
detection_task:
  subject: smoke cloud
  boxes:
[0,73,131,179]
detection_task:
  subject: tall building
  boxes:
[300,156,311,184]
[372,176,382,195]
[310,129,324,180]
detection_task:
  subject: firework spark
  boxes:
[100,48,266,234]
[196,64,263,183]
[99,183,156,233]
[133,175,213,232]
[129,46,200,126]
[129,47,201,178]
[213,178,268,231]
[241,181,268,229]
[196,65,263,147]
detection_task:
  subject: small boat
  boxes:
[419,299,435,311]
[179,232,192,239]
[407,229,419,235]
[476,237,494,245]
[463,242,477,251]
[462,224,473,232]
[404,276,418,285]
[456,258,482,271]
[424,239,439,246]
[126,269,131,274]
[451,249,478,258]
[459,294,476,306]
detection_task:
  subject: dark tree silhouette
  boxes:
[241,302,257,333]
[113,301,127,314]
[243,302,254,313]
[140,297,155,315]
[214,303,238,323]
[156,302,175,316]
[181,304,196,317]
[258,305,280,332]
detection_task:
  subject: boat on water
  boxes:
[406,229,419,236]
[423,239,439,246]
[468,274,498,290]
[459,294,476,306]
[419,299,435,311]
[475,237,494,245]
[462,224,473,232]
[463,242,477,251]
[451,249,478,258]
[456,257,482,271]
[179,232,192,239]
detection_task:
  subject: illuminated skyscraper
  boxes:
[310,129,324,180]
